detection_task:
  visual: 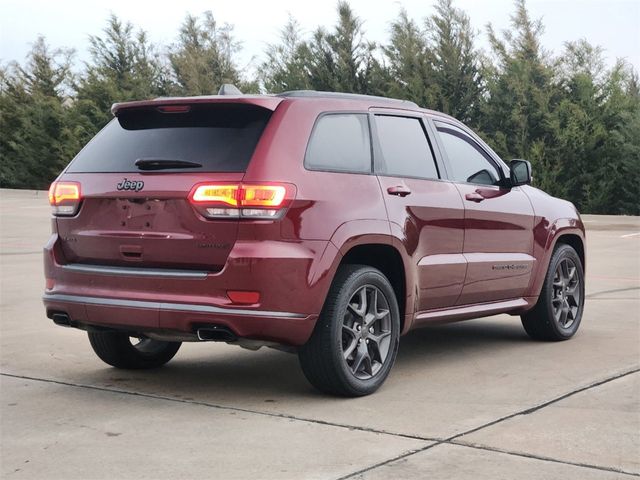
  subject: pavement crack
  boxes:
[3,367,638,480]
[586,286,640,298]
[449,441,640,477]
[445,366,640,441]
[0,251,41,256]
[336,439,640,479]
[334,366,640,479]
[334,443,440,480]
[0,372,437,444]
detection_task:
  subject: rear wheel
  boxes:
[521,244,585,341]
[88,331,181,369]
[298,265,400,396]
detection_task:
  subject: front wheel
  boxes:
[298,265,400,397]
[88,331,181,369]
[521,244,585,341]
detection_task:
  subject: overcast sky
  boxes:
[1,0,639,76]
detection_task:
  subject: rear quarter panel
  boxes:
[244,99,390,241]
[242,99,394,316]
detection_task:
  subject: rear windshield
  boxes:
[67,104,272,173]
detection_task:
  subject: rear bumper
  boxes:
[43,234,336,346]
[43,293,317,345]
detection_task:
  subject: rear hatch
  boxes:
[55,100,278,271]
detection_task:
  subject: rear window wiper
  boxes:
[134,158,203,170]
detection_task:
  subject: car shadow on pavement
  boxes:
[397,319,530,364]
[67,318,531,399]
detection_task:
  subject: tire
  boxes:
[521,244,585,341]
[298,265,401,397]
[88,331,181,369]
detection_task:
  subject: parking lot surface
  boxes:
[1,189,638,479]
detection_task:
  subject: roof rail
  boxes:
[276,90,418,107]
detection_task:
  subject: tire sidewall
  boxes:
[327,269,400,395]
[543,245,585,339]
[88,331,181,369]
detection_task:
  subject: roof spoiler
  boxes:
[218,84,243,95]
[111,96,282,116]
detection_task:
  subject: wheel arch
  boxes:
[339,243,407,331]
[554,233,585,272]
[527,220,586,299]
[314,222,412,335]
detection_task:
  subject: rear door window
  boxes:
[374,115,439,179]
[67,104,272,173]
[305,114,371,173]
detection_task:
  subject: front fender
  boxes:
[526,217,585,298]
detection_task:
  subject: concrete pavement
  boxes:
[1,189,638,479]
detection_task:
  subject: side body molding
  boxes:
[415,251,536,310]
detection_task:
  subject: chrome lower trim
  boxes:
[62,263,209,279]
[43,293,306,319]
[414,298,529,322]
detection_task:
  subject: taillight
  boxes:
[189,183,294,219]
[241,185,286,207]
[48,181,82,216]
[191,185,240,206]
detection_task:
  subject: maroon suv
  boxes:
[43,90,586,396]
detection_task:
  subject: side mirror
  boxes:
[509,159,532,186]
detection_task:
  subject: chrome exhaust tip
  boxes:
[196,326,237,342]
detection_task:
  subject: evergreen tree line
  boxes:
[1,0,638,214]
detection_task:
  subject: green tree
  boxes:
[585,61,640,215]
[306,2,383,94]
[74,15,168,131]
[169,11,243,95]
[259,16,312,93]
[552,45,640,214]
[0,37,79,188]
[547,40,605,205]
[426,0,483,122]
[481,0,557,191]
[383,9,434,106]
[0,63,30,187]
[2,3,639,215]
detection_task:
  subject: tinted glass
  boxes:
[511,160,531,184]
[436,124,501,186]
[375,115,439,179]
[67,104,271,173]
[305,114,371,173]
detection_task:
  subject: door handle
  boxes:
[465,192,485,202]
[387,185,412,197]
